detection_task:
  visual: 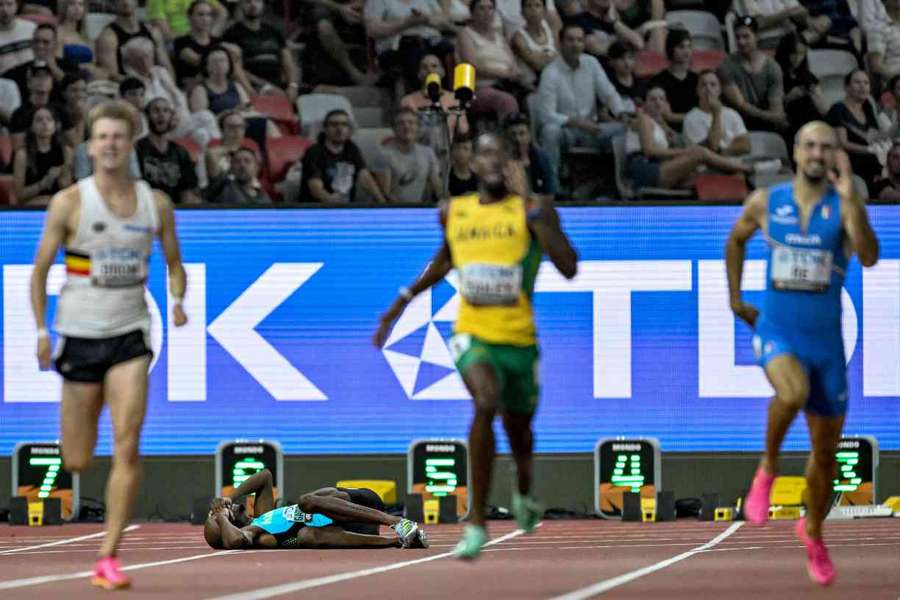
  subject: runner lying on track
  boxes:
[203,469,428,550]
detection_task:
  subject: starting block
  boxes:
[883,496,900,514]
[769,505,803,520]
[335,480,397,504]
[423,499,440,524]
[9,497,62,526]
[28,502,43,526]
[641,497,656,522]
[714,507,733,521]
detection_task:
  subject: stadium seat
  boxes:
[266,136,313,184]
[690,49,726,72]
[85,13,115,41]
[334,86,391,109]
[747,131,793,187]
[353,127,392,167]
[635,50,668,78]
[611,134,693,200]
[173,137,202,164]
[355,106,386,128]
[666,10,725,50]
[250,94,298,135]
[694,173,748,200]
[0,176,17,205]
[0,135,11,167]
[808,49,858,108]
[297,93,354,139]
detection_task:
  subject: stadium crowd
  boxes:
[1,0,900,204]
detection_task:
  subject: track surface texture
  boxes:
[1,518,899,599]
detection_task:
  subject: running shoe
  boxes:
[795,517,836,586]
[453,524,487,560]
[744,467,775,525]
[412,527,429,549]
[91,556,131,590]
[393,519,420,548]
[511,491,543,533]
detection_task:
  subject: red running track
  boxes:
[1,518,899,599]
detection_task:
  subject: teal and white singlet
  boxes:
[251,505,334,548]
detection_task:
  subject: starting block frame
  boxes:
[407,438,470,519]
[12,441,79,521]
[714,507,733,521]
[594,437,661,519]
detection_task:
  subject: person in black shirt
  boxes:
[649,28,698,131]
[775,32,829,144]
[300,109,387,202]
[222,0,299,102]
[97,0,175,81]
[448,135,478,196]
[2,24,77,99]
[871,142,900,201]
[9,63,76,149]
[173,0,254,92]
[12,105,72,205]
[565,0,643,59]
[826,69,887,184]
[607,40,648,111]
[135,98,202,204]
[207,146,272,204]
[504,112,557,195]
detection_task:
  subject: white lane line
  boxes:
[5,546,212,555]
[208,525,537,600]
[0,549,241,590]
[0,525,140,556]
[550,522,744,600]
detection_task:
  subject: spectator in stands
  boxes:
[119,76,148,138]
[301,0,375,86]
[611,0,666,53]
[826,68,890,182]
[803,0,862,56]
[774,31,828,141]
[607,40,647,112]
[732,0,829,49]
[859,0,900,84]
[189,45,250,114]
[0,75,20,125]
[97,0,175,81]
[504,111,557,195]
[136,97,202,204]
[205,109,262,180]
[60,70,87,146]
[458,0,523,125]
[3,25,71,98]
[718,16,788,134]
[364,0,454,91]
[9,62,75,149]
[0,0,35,75]
[401,53,469,137]
[174,0,249,89]
[883,73,900,137]
[121,36,221,146]
[511,0,558,89]
[650,29,698,131]
[683,70,751,158]
[535,24,627,185]
[223,0,299,102]
[206,146,272,203]
[57,0,100,76]
[13,106,72,205]
[448,134,478,195]
[625,86,752,190]
[871,140,900,200]
[148,0,227,44]
[564,0,643,59]
[374,107,442,202]
[300,108,388,203]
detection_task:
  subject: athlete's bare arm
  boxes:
[373,202,453,347]
[154,191,188,327]
[30,187,79,369]
[527,195,578,280]
[212,469,276,516]
[726,189,767,327]
[829,152,879,267]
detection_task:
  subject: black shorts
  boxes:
[336,487,385,535]
[54,329,153,383]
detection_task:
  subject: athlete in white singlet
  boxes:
[30,100,189,591]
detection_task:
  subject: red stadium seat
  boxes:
[0,176,17,205]
[173,137,202,164]
[0,136,11,167]
[251,94,299,135]
[694,173,748,201]
[266,136,313,184]
[691,49,726,73]
[20,13,58,26]
[634,50,668,78]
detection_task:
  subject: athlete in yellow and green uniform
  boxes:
[374,134,578,559]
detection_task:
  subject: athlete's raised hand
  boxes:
[828,149,857,201]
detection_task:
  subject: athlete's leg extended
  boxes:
[461,362,502,529]
[60,382,104,472]
[501,412,533,497]
[804,411,844,539]
[297,526,400,549]
[97,355,150,558]
[298,492,399,527]
[761,354,810,476]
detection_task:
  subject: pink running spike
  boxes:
[795,517,836,586]
[743,467,775,525]
[91,556,131,590]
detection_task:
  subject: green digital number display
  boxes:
[424,457,458,496]
[29,456,62,498]
[610,453,644,492]
[231,458,267,488]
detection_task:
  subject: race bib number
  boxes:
[770,246,833,292]
[90,247,147,288]
[459,263,522,306]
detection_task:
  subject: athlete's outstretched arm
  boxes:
[726,189,766,327]
[30,189,75,370]
[155,191,188,327]
[213,512,254,549]
[527,195,578,279]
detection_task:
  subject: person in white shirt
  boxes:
[683,70,752,158]
[535,23,628,180]
[0,0,35,74]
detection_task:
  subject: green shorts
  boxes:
[448,333,540,415]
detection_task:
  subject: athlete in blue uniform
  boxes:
[726,121,879,586]
[203,470,428,550]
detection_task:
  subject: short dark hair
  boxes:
[119,76,145,96]
[60,69,87,92]
[844,68,867,86]
[502,112,529,130]
[391,106,419,125]
[665,28,691,60]
[607,40,632,60]
[202,44,234,78]
[559,23,584,43]
[187,0,211,15]
[735,14,758,33]
[34,23,57,36]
